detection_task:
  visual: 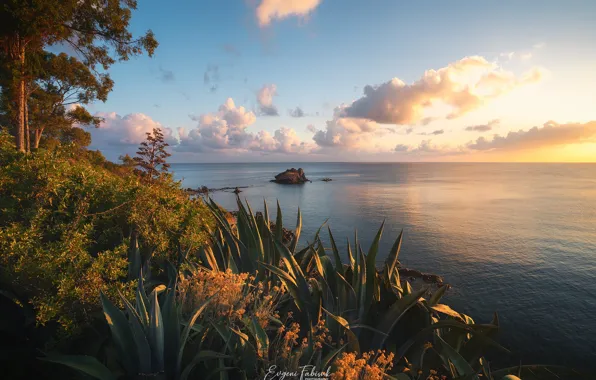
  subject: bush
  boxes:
[0,144,214,333]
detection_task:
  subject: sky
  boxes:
[80,0,596,162]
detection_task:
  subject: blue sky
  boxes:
[85,0,596,162]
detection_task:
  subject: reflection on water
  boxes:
[173,162,596,369]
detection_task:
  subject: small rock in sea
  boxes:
[233,187,242,194]
[321,177,332,182]
[273,168,309,184]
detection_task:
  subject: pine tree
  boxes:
[133,128,171,182]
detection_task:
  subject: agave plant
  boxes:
[41,264,228,380]
[204,197,585,380]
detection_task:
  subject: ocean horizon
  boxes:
[172,162,596,369]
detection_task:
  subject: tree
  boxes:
[26,52,109,149]
[134,128,171,182]
[0,0,158,152]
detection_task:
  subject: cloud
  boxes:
[465,119,500,132]
[312,107,380,150]
[257,84,279,116]
[89,112,176,148]
[159,66,175,82]
[394,139,465,156]
[253,127,311,153]
[255,0,322,27]
[343,56,545,125]
[306,124,317,133]
[418,129,444,136]
[533,42,546,49]
[467,120,596,151]
[289,106,305,118]
[178,98,308,154]
[203,64,220,93]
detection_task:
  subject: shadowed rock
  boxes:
[273,168,310,184]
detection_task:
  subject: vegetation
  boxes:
[0,132,213,334]
[2,176,579,379]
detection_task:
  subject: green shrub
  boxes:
[0,144,214,332]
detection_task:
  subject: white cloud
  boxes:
[178,98,308,154]
[255,0,322,27]
[312,106,380,150]
[344,56,546,125]
[257,84,279,116]
[90,112,176,147]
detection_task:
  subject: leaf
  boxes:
[136,273,150,327]
[385,229,403,283]
[248,316,269,358]
[275,200,283,241]
[162,286,180,375]
[289,207,302,253]
[180,351,232,380]
[148,290,165,372]
[328,227,344,276]
[396,320,504,359]
[177,293,218,374]
[432,304,464,320]
[322,307,360,352]
[40,355,116,380]
[99,292,138,375]
[427,285,448,307]
[434,334,478,378]
[371,286,428,349]
[118,291,152,374]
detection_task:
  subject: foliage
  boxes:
[44,197,587,379]
[133,127,172,182]
[0,144,214,333]
[0,0,157,151]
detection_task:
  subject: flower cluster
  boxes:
[332,350,395,380]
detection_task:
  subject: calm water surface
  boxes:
[172,163,596,369]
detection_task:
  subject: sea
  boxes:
[171,162,596,369]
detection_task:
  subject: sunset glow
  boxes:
[71,0,595,162]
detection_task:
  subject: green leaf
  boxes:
[275,200,283,241]
[322,307,360,352]
[289,207,302,253]
[177,293,218,374]
[40,355,116,380]
[136,274,150,327]
[371,286,428,349]
[328,227,344,276]
[248,316,269,358]
[180,351,232,380]
[148,290,165,372]
[427,285,448,307]
[385,229,403,283]
[434,334,478,378]
[118,291,152,374]
[99,292,139,375]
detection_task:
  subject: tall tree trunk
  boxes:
[25,95,30,152]
[15,39,26,152]
[34,127,44,149]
